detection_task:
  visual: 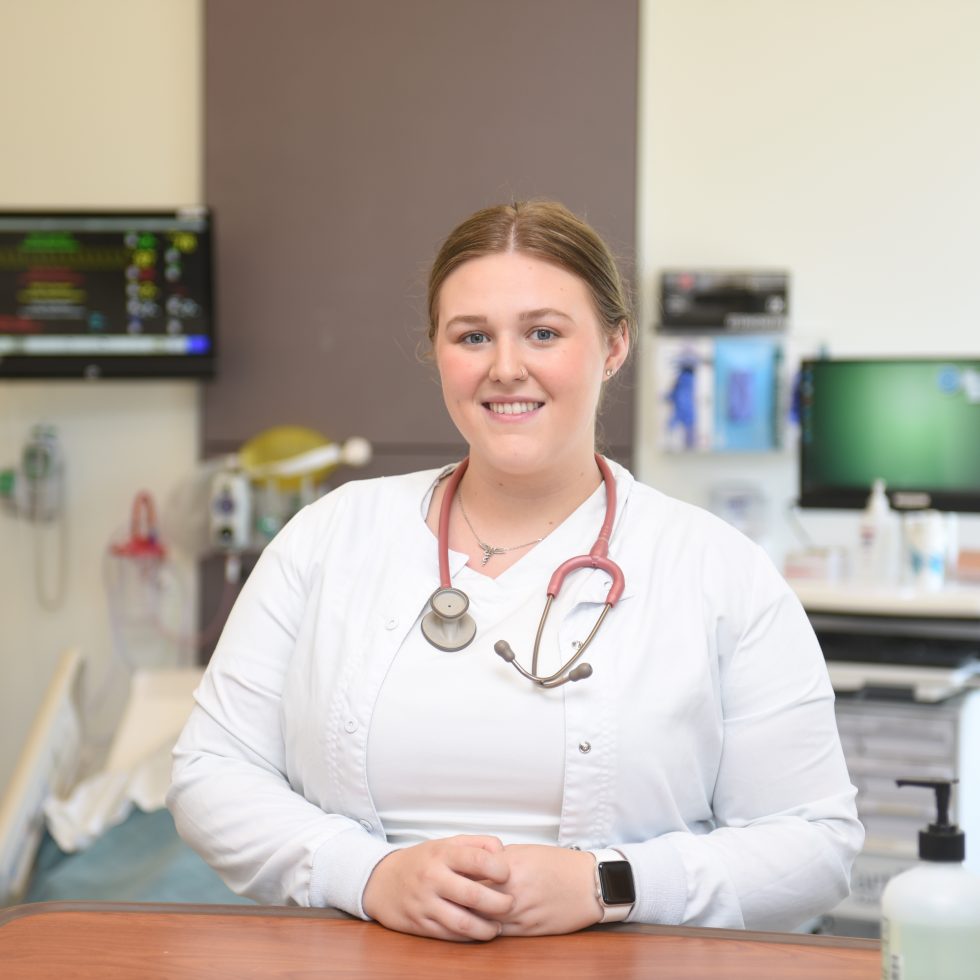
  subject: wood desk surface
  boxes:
[0,902,880,979]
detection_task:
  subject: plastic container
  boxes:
[905,510,948,591]
[880,779,980,980]
[855,478,897,584]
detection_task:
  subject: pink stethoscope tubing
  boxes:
[424,453,625,687]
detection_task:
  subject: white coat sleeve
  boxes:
[618,547,863,931]
[166,502,397,914]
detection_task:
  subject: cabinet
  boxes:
[829,692,980,930]
[793,583,980,935]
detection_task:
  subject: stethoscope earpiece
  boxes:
[494,640,594,687]
[493,640,517,663]
[421,587,477,652]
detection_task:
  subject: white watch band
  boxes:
[591,848,633,923]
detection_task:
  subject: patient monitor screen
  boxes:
[799,358,980,512]
[0,210,214,378]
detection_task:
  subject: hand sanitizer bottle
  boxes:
[880,779,980,979]
[856,478,896,584]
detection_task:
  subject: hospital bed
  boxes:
[0,649,250,906]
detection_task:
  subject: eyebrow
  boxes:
[443,314,489,331]
[443,308,573,331]
[519,308,573,322]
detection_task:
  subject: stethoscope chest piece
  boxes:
[421,587,477,652]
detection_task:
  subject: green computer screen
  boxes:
[799,359,980,511]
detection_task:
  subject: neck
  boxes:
[458,451,604,527]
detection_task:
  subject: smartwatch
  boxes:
[591,848,635,923]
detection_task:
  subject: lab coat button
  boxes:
[359,819,372,831]
[344,719,358,733]
[384,617,398,630]
[578,740,592,754]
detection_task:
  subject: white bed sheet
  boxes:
[43,666,202,852]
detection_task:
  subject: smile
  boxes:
[484,401,543,415]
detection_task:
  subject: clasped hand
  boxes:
[361,836,600,941]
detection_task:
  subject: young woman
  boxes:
[168,201,862,942]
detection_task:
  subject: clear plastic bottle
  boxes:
[856,478,897,584]
[880,779,980,980]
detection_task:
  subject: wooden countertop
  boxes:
[0,901,880,979]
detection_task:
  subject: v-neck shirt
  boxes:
[366,473,608,846]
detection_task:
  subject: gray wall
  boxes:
[203,0,639,476]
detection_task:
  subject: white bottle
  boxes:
[906,510,947,591]
[880,779,980,980]
[856,478,896,584]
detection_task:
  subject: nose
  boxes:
[488,338,525,383]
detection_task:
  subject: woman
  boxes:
[168,201,862,942]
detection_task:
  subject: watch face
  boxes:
[598,860,635,905]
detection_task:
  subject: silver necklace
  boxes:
[457,491,543,566]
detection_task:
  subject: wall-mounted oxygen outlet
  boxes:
[0,424,64,522]
[208,470,252,551]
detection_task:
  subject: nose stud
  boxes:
[518,367,528,381]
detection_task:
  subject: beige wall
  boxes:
[0,0,203,789]
[636,0,980,560]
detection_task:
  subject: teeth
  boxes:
[487,401,540,415]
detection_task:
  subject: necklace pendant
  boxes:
[480,545,503,566]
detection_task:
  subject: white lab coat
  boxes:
[168,460,863,930]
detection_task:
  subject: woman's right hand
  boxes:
[362,835,514,941]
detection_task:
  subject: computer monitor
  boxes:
[0,209,214,379]
[798,357,980,512]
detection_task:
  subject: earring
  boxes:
[605,368,614,378]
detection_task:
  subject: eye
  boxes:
[461,331,489,345]
[531,327,557,342]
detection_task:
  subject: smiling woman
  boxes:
[433,251,627,495]
[168,200,863,944]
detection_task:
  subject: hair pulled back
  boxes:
[427,201,635,352]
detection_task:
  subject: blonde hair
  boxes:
[427,200,635,352]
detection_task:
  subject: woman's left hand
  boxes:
[488,844,601,936]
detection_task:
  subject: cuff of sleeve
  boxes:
[616,836,688,925]
[309,827,398,919]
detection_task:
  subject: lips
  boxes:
[484,401,543,415]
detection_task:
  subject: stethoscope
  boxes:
[420,454,625,687]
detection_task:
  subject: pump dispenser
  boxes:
[880,779,980,979]
[856,477,896,584]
